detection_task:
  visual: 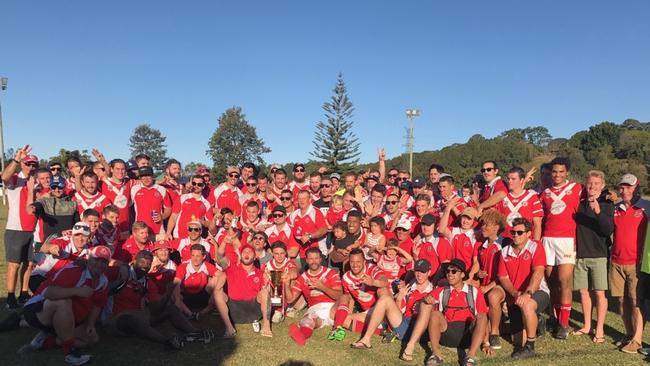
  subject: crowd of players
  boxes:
[1,144,649,366]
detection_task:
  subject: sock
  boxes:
[351,319,365,333]
[19,291,29,298]
[62,339,74,354]
[43,335,57,349]
[299,326,313,339]
[526,337,536,350]
[333,305,350,328]
[7,292,15,300]
[558,304,571,327]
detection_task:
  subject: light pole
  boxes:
[405,108,421,177]
[0,77,6,205]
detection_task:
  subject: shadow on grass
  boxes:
[569,292,627,342]
[278,360,315,366]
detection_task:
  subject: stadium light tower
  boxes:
[0,77,7,205]
[405,108,421,177]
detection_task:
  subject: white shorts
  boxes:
[305,302,335,328]
[542,237,576,266]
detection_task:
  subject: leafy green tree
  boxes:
[129,124,168,172]
[207,107,271,181]
[48,148,92,165]
[311,73,361,172]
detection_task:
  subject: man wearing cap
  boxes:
[214,242,270,337]
[148,240,177,296]
[329,173,344,196]
[166,175,211,240]
[439,197,480,272]
[290,190,328,260]
[115,221,154,264]
[289,163,309,197]
[404,258,489,366]
[29,176,79,251]
[74,172,112,220]
[96,156,133,236]
[394,216,415,258]
[29,222,92,292]
[351,258,433,351]
[495,167,543,240]
[125,159,139,180]
[170,218,214,263]
[131,166,172,237]
[213,166,243,217]
[611,173,649,353]
[265,205,300,259]
[2,144,39,308]
[414,214,452,280]
[21,245,111,365]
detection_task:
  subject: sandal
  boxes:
[260,329,273,338]
[425,354,444,366]
[399,351,414,362]
[593,336,606,344]
[223,329,237,339]
[350,340,372,349]
[570,329,591,336]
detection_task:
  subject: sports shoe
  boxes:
[18,331,49,354]
[462,356,477,366]
[64,348,92,366]
[536,314,546,338]
[5,296,19,310]
[17,293,30,306]
[271,310,284,323]
[252,320,261,333]
[511,344,535,360]
[489,334,502,350]
[621,340,642,354]
[554,326,570,340]
[288,324,306,346]
[381,330,397,343]
[167,335,185,350]
[639,347,650,356]
[614,336,631,347]
[330,326,346,341]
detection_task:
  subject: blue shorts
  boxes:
[393,316,413,340]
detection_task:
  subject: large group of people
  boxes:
[1,144,649,366]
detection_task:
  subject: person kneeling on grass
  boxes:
[214,242,271,337]
[350,259,433,353]
[401,259,489,366]
[284,247,343,346]
[104,250,214,349]
[20,245,112,366]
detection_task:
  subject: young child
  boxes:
[362,216,386,261]
[329,221,357,271]
[326,195,347,230]
[372,238,413,282]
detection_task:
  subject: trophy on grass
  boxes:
[270,270,283,306]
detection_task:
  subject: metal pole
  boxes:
[408,116,414,176]
[0,77,6,205]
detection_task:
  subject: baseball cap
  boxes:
[366,175,379,182]
[399,181,412,190]
[329,173,341,181]
[396,217,412,231]
[187,216,202,227]
[446,258,467,274]
[619,173,638,186]
[71,222,91,236]
[271,205,287,214]
[412,177,426,188]
[293,163,305,171]
[23,155,39,164]
[89,245,112,261]
[196,166,209,175]
[138,166,154,177]
[152,240,171,252]
[460,207,479,220]
[49,176,66,189]
[239,244,255,255]
[226,166,239,174]
[126,160,138,170]
[420,214,436,226]
[413,259,432,273]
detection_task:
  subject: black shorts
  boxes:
[637,272,650,308]
[23,300,56,335]
[440,321,473,348]
[182,291,211,309]
[28,275,47,294]
[507,290,550,334]
[4,230,34,263]
[227,299,261,324]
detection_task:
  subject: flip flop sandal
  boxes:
[260,330,273,338]
[570,329,591,336]
[399,352,414,362]
[350,341,372,349]
[593,336,606,344]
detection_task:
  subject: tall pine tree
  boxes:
[128,124,168,172]
[311,73,360,172]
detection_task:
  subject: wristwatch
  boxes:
[307,233,312,240]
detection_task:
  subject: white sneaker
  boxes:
[285,307,297,318]
[64,348,92,366]
[271,310,284,323]
[18,331,48,353]
[252,320,261,333]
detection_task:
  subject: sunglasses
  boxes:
[446,269,461,275]
[192,182,205,187]
[388,174,398,178]
[294,168,305,172]
[480,167,495,173]
[320,184,331,188]
[246,183,257,187]
[50,167,61,172]
[187,227,202,232]
[386,200,398,205]
[25,163,38,168]
[280,196,292,201]
[253,236,265,240]
[398,177,409,181]
[229,173,240,178]
[50,186,64,191]
[272,213,285,218]
[511,230,528,236]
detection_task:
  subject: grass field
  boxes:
[0,205,648,365]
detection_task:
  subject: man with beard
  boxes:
[95,153,133,236]
[74,172,111,220]
[131,166,172,237]
[170,218,214,263]
[166,175,211,240]
[213,166,243,217]
[159,159,183,205]
[289,163,309,199]
[307,172,322,202]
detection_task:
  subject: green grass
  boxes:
[0,205,648,365]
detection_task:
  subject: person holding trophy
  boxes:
[263,241,299,323]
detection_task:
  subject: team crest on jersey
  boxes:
[253,277,260,284]
[635,211,643,218]
[522,252,531,261]
[565,190,572,195]
[521,201,528,207]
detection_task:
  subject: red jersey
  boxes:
[171,193,211,239]
[400,282,434,318]
[435,193,468,227]
[175,261,221,294]
[5,172,37,231]
[74,190,111,219]
[289,205,327,257]
[496,190,543,238]
[265,223,299,253]
[497,239,549,301]
[480,177,508,204]
[431,284,488,322]
[225,263,264,301]
[148,260,176,294]
[540,181,582,238]
[474,238,503,286]
[613,202,648,265]
[100,178,132,233]
[450,227,479,270]
[377,254,402,281]
[131,183,172,235]
[172,237,214,263]
[213,183,243,216]
[326,208,347,226]
[115,236,153,264]
[291,266,341,307]
[109,267,160,315]
[417,235,452,275]
[32,236,89,278]
[341,264,385,311]
[263,257,298,274]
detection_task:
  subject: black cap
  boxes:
[399,181,412,190]
[271,205,287,214]
[446,258,467,274]
[293,163,305,171]
[412,177,426,188]
[138,166,154,177]
[366,175,379,182]
[126,159,138,170]
[413,259,431,273]
[420,214,436,226]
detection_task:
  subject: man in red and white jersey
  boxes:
[436,175,467,227]
[30,222,92,292]
[284,247,342,346]
[307,172,322,202]
[34,168,52,199]
[240,201,270,244]
[239,175,267,214]
[98,158,133,236]
[64,156,82,195]
[21,245,111,365]
[166,175,211,239]
[131,166,172,237]
[114,221,154,264]
[439,201,480,271]
[195,166,215,200]
[1,145,38,308]
[171,219,213,263]
[496,218,549,359]
[268,168,289,207]
[539,157,582,339]
[265,206,300,259]
[173,244,223,321]
[414,214,452,278]
[74,172,111,220]
[159,159,183,205]
[496,167,543,239]
[237,162,257,190]
[213,166,243,217]
[477,160,508,212]
[410,194,434,238]
[290,190,328,259]
[329,248,389,340]
[148,240,177,296]
[289,163,309,198]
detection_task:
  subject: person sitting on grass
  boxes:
[284,247,343,346]
[350,258,433,352]
[400,259,489,366]
[20,245,112,366]
[104,250,214,349]
[263,241,299,323]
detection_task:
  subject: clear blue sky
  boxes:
[1,1,649,167]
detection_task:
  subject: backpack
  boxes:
[440,285,476,315]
